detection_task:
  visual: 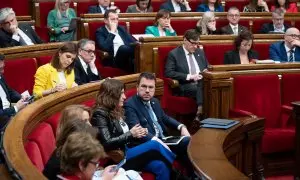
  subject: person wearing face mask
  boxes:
[47,0,77,42]
[0,7,43,48]
[271,0,298,13]
[160,0,191,12]
[33,42,78,99]
[221,7,248,35]
[195,11,219,35]
[145,9,176,37]
[269,27,300,62]
[260,8,290,34]
[95,10,136,72]
[74,39,101,85]
[126,0,153,13]
[243,0,270,12]
[224,30,259,64]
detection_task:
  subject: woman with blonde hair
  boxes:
[47,0,77,42]
[33,42,78,99]
[196,11,219,35]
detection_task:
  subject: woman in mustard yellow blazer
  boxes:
[33,42,78,99]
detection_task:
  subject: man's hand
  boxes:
[102,165,118,180]
[190,74,203,81]
[180,126,191,137]
[130,124,148,138]
[15,99,27,111]
[109,21,117,33]
[164,22,174,32]
[290,39,300,47]
[10,25,18,35]
[54,83,67,92]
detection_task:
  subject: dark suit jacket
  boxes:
[0,23,43,48]
[164,46,209,84]
[0,77,21,118]
[159,0,189,12]
[124,95,180,142]
[95,26,135,58]
[259,23,290,34]
[220,24,248,35]
[43,149,60,180]
[269,41,300,62]
[74,57,101,85]
[224,49,259,64]
[88,5,103,14]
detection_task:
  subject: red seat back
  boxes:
[281,73,300,106]
[130,20,154,34]
[171,19,198,35]
[125,88,137,99]
[24,141,44,171]
[4,58,37,94]
[233,74,281,128]
[253,43,270,60]
[203,44,233,65]
[77,2,96,15]
[36,56,53,67]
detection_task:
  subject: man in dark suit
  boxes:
[221,7,248,35]
[160,0,191,12]
[0,8,43,48]
[269,27,300,62]
[88,0,118,14]
[165,29,209,121]
[95,9,136,72]
[260,8,290,34]
[0,54,27,128]
[74,39,101,85]
[124,72,195,177]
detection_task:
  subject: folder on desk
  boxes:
[201,118,239,129]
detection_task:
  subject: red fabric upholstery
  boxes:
[171,19,199,36]
[203,44,233,65]
[94,57,128,78]
[266,175,294,180]
[27,122,56,165]
[281,73,300,106]
[232,74,295,153]
[253,43,270,60]
[36,56,53,67]
[141,172,155,180]
[125,88,137,99]
[34,26,50,43]
[24,141,44,172]
[82,99,96,107]
[4,58,37,94]
[0,1,30,15]
[157,46,197,114]
[45,112,61,138]
[77,2,96,16]
[129,20,154,34]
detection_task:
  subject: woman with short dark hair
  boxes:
[126,0,153,13]
[91,79,176,180]
[33,42,78,99]
[145,9,176,37]
[224,30,259,64]
[243,0,270,12]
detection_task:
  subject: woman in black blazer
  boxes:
[224,30,259,64]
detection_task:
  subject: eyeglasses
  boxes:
[228,14,240,18]
[287,34,300,39]
[187,39,200,46]
[81,49,95,55]
[89,160,100,169]
[140,84,155,91]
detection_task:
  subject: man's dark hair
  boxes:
[184,29,200,41]
[137,72,156,85]
[0,54,4,61]
[104,9,117,19]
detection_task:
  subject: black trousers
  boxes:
[179,81,203,106]
[114,45,135,72]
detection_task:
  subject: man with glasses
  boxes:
[221,7,248,35]
[0,7,43,48]
[74,39,101,85]
[260,8,290,34]
[270,27,300,62]
[88,0,119,14]
[125,72,195,178]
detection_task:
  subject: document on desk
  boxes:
[201,118,239,129]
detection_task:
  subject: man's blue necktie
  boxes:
[145,102,165,138]
[289,49,294,62]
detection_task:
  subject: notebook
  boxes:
[162,136,186,145]
[201,118,239,129]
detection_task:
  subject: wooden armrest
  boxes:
[96,49,109,60]
[106,150,124,163]
[229,109,257,118]
[165,78,179,88]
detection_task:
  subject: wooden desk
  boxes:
[188,117,264,180]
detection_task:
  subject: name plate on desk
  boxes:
[201,118,240,129]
